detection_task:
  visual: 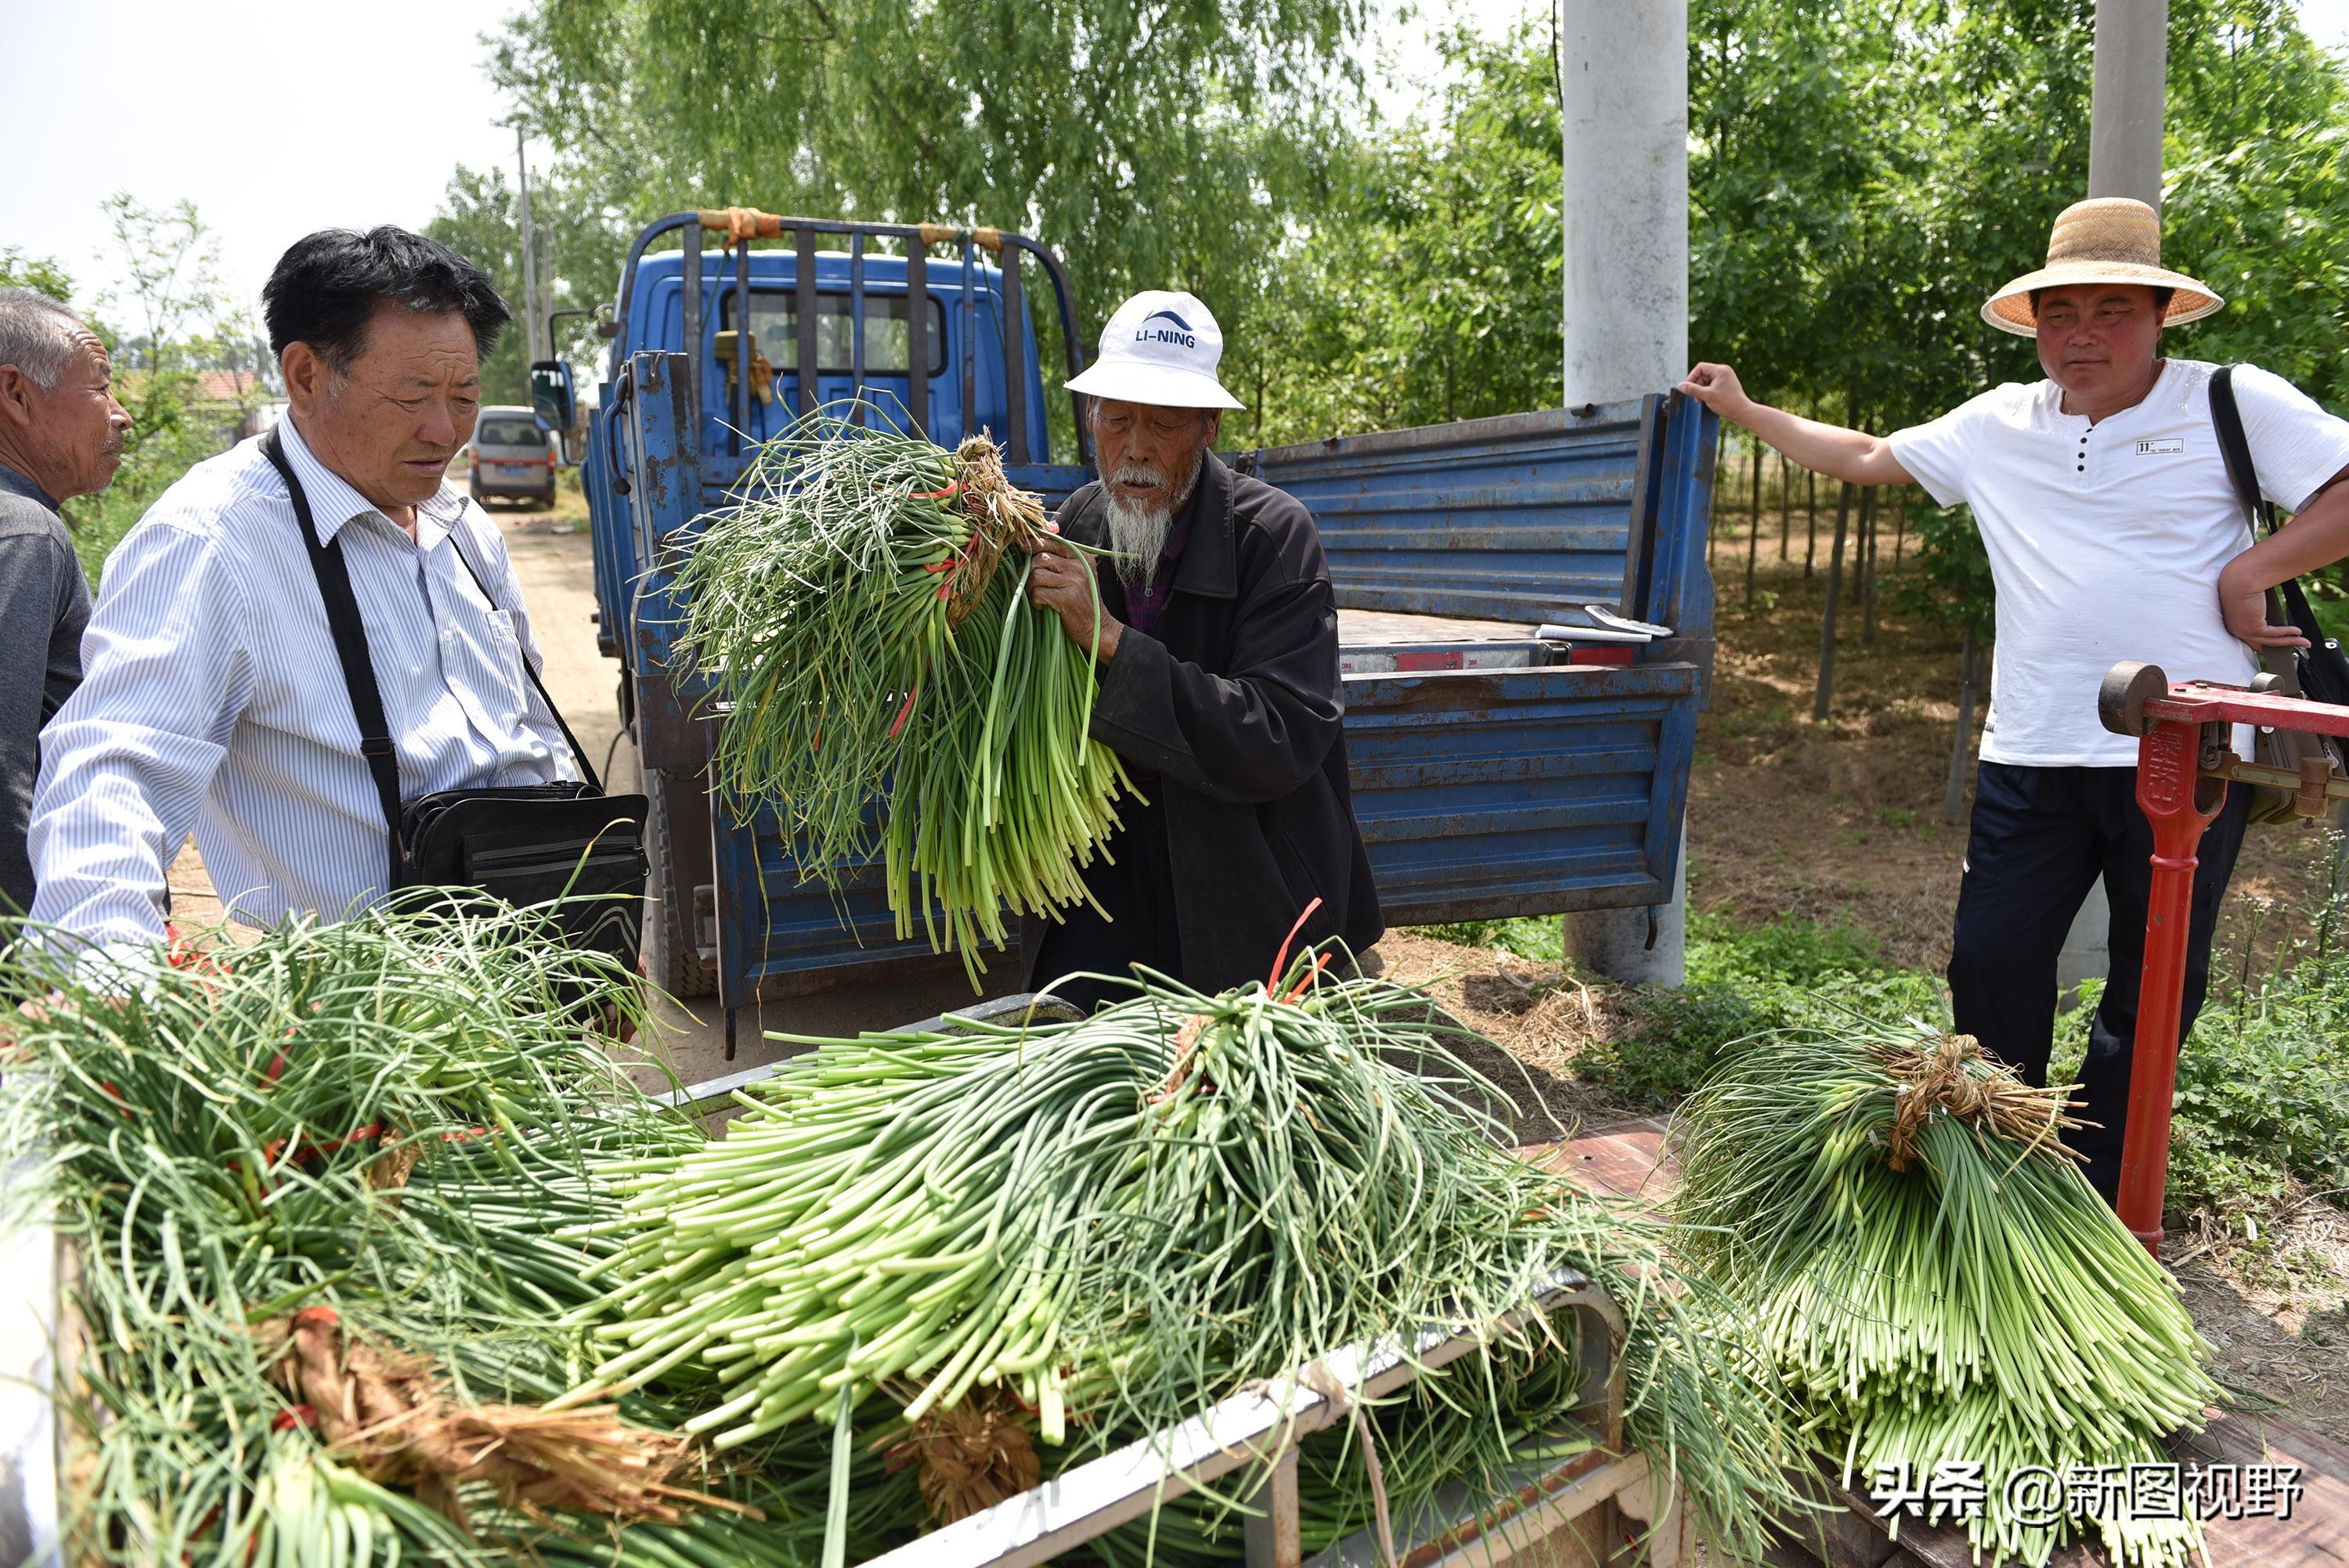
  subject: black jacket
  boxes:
[1022,452,1383,994]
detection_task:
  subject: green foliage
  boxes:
[1414,913,1564,964]
[1431,887,2349,1224]
[474,0,1363,441]
[1894,498,1997,638]
[0,248,74,302]
[2049,863,2349,1220]
[65,384,218,588]
[55,198,252,586]
[1239,23,1564,444]
[1586,911,1947,1102]
[449,0,2349,496]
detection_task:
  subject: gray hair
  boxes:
[0,288,91,391]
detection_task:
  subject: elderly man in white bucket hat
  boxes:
[1018,289,1382,1009]
[1677,196,2349,1203]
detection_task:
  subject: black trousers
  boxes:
[1947,761,2252,1202]
[1027,788,1183,1014]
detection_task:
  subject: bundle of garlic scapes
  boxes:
[674,407,1134,982]
[1672,1022,2222,1568]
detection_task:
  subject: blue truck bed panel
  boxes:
[1341,662,1700,925]
[1240,405,1658,623]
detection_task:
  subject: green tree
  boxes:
[0,249,75,303]
[426,166,537,406]
[445,0,1366,438]
[58,199,249,585]
[1242,24,1564,445]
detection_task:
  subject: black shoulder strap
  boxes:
[2210,364,2280,536]
[439,531,604,793]
[261,427,405,889]
[2210,364,2329,671]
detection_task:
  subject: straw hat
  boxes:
[1980,197,2223,336]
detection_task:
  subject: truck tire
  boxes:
[642,765,719,997]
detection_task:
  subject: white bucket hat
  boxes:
[1066,290,1244,409]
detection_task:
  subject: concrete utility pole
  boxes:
[1554,0,1691,986]
[2059,0,2170,1000]
[2090,0,2170,210]
[515,125,544,369]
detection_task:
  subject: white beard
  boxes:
[1101,452,1204,589]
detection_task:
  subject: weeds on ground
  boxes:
[2045,860,2349,1225]
[1592,913,1947,1101]
[1415,911,1945,1103]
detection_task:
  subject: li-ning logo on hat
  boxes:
[1135,308,1197,348]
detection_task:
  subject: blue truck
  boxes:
[536,211,1718,1051]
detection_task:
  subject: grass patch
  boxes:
[2051,881,2349,1221]
[1412,910,1944,1104]
[1413,916,1564,964]
[1586,912,1946,1103]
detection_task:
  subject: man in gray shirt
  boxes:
[0,289,129,914]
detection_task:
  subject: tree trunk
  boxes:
[1849,481,1869,602]
[1777,448,1792,565]
[1892,491,1908,568]
[1860,486,1880,645]
[1745,431,1763,607]
[1804,465,1819,578]
[1813,479,1855,720]
[1846,490,1859,600]
[1943,628,1983,825]
[1710,426,1726,569]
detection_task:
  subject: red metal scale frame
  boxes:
[2096,661,2349,1255]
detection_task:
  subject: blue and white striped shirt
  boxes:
[27,417,575,953]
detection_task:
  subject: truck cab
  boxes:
[561,210,1716,1048]
[611,247,1049,458]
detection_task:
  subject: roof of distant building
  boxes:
[193,369,264,402]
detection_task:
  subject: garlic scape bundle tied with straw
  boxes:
[1672,1021,2223,1568]
[674,408,1135,980]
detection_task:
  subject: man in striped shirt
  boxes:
[27,229,577,962]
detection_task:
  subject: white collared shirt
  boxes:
[1888,358,2349,766]
[27,418,576,952]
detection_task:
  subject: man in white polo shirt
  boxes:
[1678,196,2349,1201]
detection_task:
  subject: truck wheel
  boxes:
[642,766,719,997]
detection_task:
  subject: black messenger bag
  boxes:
[2208,366,2349,824]
[262,429,649,967]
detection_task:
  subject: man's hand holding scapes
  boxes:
[1026,524,1122,662]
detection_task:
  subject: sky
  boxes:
[2,0,2344,329]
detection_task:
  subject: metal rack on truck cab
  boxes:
[554,209,1717,1053]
